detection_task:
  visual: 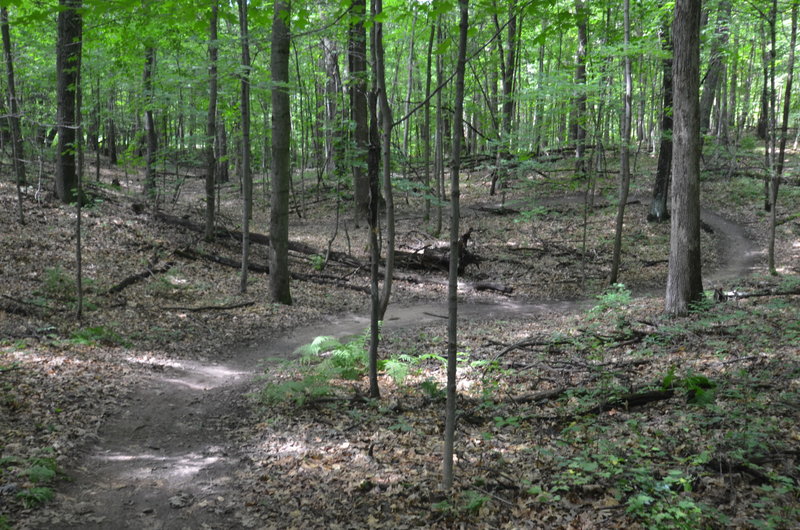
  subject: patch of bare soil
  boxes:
[1,151,798,529]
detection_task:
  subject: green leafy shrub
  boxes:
[260,329,373,404]
[70,325,128,347]
[16,487,54,508]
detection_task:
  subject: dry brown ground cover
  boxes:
[1,144,799,529]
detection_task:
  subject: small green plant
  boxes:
[260,328,374,404]
[69,325,128,347]
[493,415,521,429]
[661,367,717,406]
[310,254,326,271]
[16,487,54,508]
[42,267,75,301]
[420,379,445,399]
[461,490,489,513]
[381,354,414,385]
[590,283,631,314]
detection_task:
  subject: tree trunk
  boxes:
[501,0,517,144]
[349,0,370,224]
[205,2,218,241]
[768,0,795,273]
[434,20,444,235]
[573,0,588,178]
[373,0,394,320]
[698,0,731,135]
[107,87,117,165]
[321,38,342,181]
[423,22,435,222]
[666,0,704,316]
[444,0,468,493]
[648,9,673,222]
[367,90,381,399]
[610,0,633,285]
[143,47,157,199]
[55,0,82,204]
[270,0,292,305]
[238,0,252,293]
[1,7,25,189]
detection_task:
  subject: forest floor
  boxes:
[1,143,800,529]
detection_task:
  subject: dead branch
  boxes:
[0,294,49,316]
[106,262,175,295]
[473,281,513,294]
[511,387,567,404]
[155,211,363,267]
[584,389,675,415]
[162,301,255,312]
[175,247,369,294]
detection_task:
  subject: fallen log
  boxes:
[162,301,255,312]
[155,211,362,268]
[175,248,369,294]
[106,262,175,295]
[584,389,675,415]
[394,228,479,275]
[473,281,513,294]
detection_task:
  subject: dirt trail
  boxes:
[22,205,760,530]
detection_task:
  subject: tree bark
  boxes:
[768,0,796,273]
[373,0,394,320]
[55,0,82,204]
[143,47,157,199]
[573,0,588,179]
[1,7,25,189]
[270,0,292,305]
[238,0,252,293]
[698,0,731,135]
[666,0,704,316]
[205,2,218,241]
[648,10,673,223]
[423,22,435,222]
[444,0,468,493]
[610,0,633,285]
[367,89,381,399]
[349,0,370,224]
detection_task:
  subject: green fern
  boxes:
[16,487,54,508]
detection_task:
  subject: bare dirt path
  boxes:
[21,205,760,530]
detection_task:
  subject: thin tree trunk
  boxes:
[94,76,100,181]
[434,20,444,236]
[143,47,157,199]
[666,0,704,316]
[270,0,292,305]
[349,0,370,224]
[768,0,795,273]
[107,87,117,165]
[373,0,394,320]
[648,10,673,222]
[423,22,435,222]
[75,41,83,321]
[55,0,82,204]
[1,7,25,191]
[401,12,417,182]
[573,0,588,178]
[444,0,468,493]
[367,89,381,399]
[610,0,633,285]
[699,0,731,135]
[204,2,218,241]
[238,0,252,293]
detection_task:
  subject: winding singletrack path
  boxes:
[23,205,760,529]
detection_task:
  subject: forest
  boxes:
[1,0,799,527]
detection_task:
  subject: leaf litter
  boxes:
[1,155,799,528]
